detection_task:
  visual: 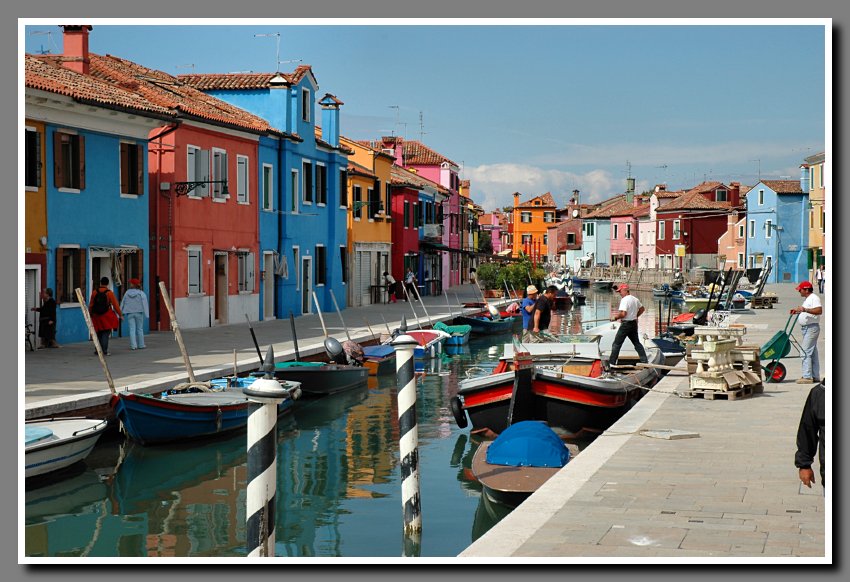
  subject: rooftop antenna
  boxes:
[387,105,400,137]
[175,63,196,74]
[749,159,761,182]
[254,33,281,71]
[419,111,427,142]
[29,30,57,54]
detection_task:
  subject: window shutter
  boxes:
[120,143,130,194]
[137,144,145,195]
[53,132,63,187]
[78,135,86,190]
[248,253,255,292]
[198,149,210,197]
[55,249,65,304]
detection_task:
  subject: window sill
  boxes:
[212,198,228,204]
[57,187,81,194]
[237,201,250,206]
[120,193,143,199]
[59,302,81,309]
[26,186,39,192]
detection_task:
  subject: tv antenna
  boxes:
[254,32,302,71]
[175,63,196,74]
[29,30,57,54]
[419,111,427,142]
[749,159,761,181]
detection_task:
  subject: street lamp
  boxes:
[173,180,229,197]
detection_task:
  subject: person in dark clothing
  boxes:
[795,381,826,490]
[530,286,557,339]
[31,288,59,348]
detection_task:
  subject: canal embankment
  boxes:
[461,282,829,559]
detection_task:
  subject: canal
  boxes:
[24,288,684,558]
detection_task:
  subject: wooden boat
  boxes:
[361,344,396,376]
[552,294,573,310]
[581,322,686,367]
[451,347,663,437]
[571,276,590,287]
[454,314,516,336]
[111,376,301,445]
[270,361,368,396]
[569,291,587,306]
[592,280,614,290]
[25,417,108,478]
[471,421,570,508]
[652,284,673,297]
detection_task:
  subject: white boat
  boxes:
[25,418,108,479]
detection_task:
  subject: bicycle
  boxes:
[25,323,35,352]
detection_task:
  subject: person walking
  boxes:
[520,285,539,342]
[31,288,59,348]
[88,277,122,356]
[383,271,398,303]
[120,278,149,350]
[404,267,418,300]
[815,265,825,293]
[795,381,825,491]
[529,285,557,342]
[608,283,648,366]
[790,280,822,383]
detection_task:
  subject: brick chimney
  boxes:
[62,25,92,75]
[319,93,343,148]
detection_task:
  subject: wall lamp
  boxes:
[173,180,229,197]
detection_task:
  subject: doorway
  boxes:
[25,265,41,339]
[301,257,312,314]
[214,253,228,325]
[263,252,275,320]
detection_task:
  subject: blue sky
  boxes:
[24,21,827,211]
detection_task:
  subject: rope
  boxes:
[170,381,213,392]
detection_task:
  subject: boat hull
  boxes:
[273,365,369,396]
[25,418,108,478]
[454,315,516,335]
[472,441,561,508]
[445,331,471,346]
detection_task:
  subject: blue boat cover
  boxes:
[362,345,395,358]
[486,421,570,468]
[25,426,53,445]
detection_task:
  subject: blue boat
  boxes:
[362,344,396,376]
[453,315,516,336]
[434,321,472,346]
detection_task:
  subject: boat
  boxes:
[271,361,368,396]
[552,293,573,310]
[454,314,516,336]
[571,276,590,287]
[112,375,301,445]
[434,321,472,346]
[361,344,396,376]
[652,283,673,297]
[592,279,614,290]
[25,417,108,478]
[471,420,570,508]
[450,345,664,437]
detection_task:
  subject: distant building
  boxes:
[511,191,558,262]
[745,180,809,283]
[801,152,826,275]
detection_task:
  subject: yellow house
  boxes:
[24,119,48,329]
[340,135,394,306]
[804,152,825,273]
[511,191,557,259]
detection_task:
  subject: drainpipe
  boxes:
[149,122,180,330]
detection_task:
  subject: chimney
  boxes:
[268,73,292,134]
[571,189,579,206]
[799,164,810,193]
[513,192,521,208]
[319,94,343,148]
[62,25,92,75]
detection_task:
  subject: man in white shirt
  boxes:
[790,281,823,383]
[608,283,648,366]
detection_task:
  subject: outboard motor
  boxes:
[324,337,348,365]
[342,340,365,366]
[692,308,708,326]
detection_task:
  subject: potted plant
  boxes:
[475,262,504,298]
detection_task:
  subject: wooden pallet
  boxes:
[678,384,760,400]
[751,296,774,309]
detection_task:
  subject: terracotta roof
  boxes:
[761,180,805,194]
[685,181,725,195]
[178,65,314,90]
[655,190,685,198]
[631,203,651,218]
[390,166,448,194]
[319,93,344,107]
[658,190,732,212]
[584,199,634,219]
[347,161,375,178]
[402,140,458,167]
[31,53,276,134]
[516,192,556,209]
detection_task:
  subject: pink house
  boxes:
[479,212,503,253]
[717,214,747,270]
[609,197,647,268]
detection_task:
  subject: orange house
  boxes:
[511,192,557,260]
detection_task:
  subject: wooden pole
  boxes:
[158,281,195,383]
[328,289,351,341]
[244,314,264,364]
[362,317,376,340]
[311,291,328,337]
[400,283,422,329]
[74,288,116,394]
[444,291,454,319]
[410,284,433,328]
[289,311,301,361]
[379,313,392,334]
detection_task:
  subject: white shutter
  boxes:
[198,149,210,197]
[353,251,363,307]
[247,252,255,292]
[25,268,37,331]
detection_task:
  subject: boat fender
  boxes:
[450,396,468,429]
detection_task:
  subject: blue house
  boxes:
[745,180,809,284]
[181,67,350,318]
[579,196,629,268]
[25,45,173,344]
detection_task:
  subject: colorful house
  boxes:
[609,197,648,268]
[25,26,176,344]
[580,196,631,267]
[801,152,826,275]
[511,192,557,262]
[180,67,350,318]
[478,213,503,254]
[745,180,809,283]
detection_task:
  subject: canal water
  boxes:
[24,288,684,559]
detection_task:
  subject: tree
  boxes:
[478,230,493,255]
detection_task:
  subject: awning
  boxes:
[89,245,140,255]
[421,241,449,250]
[497,249,512,256]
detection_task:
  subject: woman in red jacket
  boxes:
[88,277,123,355]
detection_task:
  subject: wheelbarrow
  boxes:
[759,313,803,383]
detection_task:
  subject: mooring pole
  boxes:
[392,319,422,555]
[243,346,295,558]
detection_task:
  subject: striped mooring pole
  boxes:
[243,346,297,557]
[392,317,422,549]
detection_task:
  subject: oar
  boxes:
[244,314,264,365]
[444,291,454,319]
[329,289,352,341]
[289,311,301,361]
[311,291,329,338]
[158,281,195,383]
[74,288,115,394]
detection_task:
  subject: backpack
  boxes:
[91,289,110,315]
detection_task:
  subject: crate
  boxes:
[678,385,758,401]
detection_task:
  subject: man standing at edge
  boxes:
[608,283,648,366]
[790,280,822,383]
[520,285,538,342]
[530,285,557,341]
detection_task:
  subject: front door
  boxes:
[214,253,228,325]
[301,257,312,314]
[25,265,40,338]
[263,253,275,320]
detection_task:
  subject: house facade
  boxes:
[717,215,748,271]
[656,191,732,273]
[745,180,809,283]
[609,197,646,268]
[801,152,826,275]
[478,213,503,254]
[511,192,557,261]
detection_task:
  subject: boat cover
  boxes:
[486,421,570,468]
[25,426,53,445]
[434,321,472,336]
[275,361,326,368]
[362,345,395,358]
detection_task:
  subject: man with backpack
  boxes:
[88,276,123,355]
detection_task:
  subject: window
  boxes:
[521,234,532,245]
[117,142,144,196]
[55,247,83,304]
[584,222,595,237]
[186,145,208,196]
[290,170,299,213]
[613,224,619,239]
[672,220,681,240]
[715,189,727,202]
[262,164,273,210]
[237,251,255,292]
[301,88,311,122]
[353,185,363,220]
[737,223,745,239]
[53,131,85,190]
[236,155,249,203]
[521,211,532,223]
[658,221,665,240]
[567,232,576,245]
[315,163,327,205]
[758,189,764,205]
[748,220,755,238]
[26,127,42,189]
[315,245,326,285]
[543,234,548,245]
[765,219,772,239]
[211,148,228,199]
[385,182,391,217]
[368,187,380,219]
[339,246,348,284]
[188,247,202,295]
[819,165,823,188]
[737,253,745,268]
[302,161,313,203]
[543,211,555,223]
[626,223,632,239]
[340,170,348,208]
[404,200,410,228]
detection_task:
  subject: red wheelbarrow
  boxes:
[759,313,804,383]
